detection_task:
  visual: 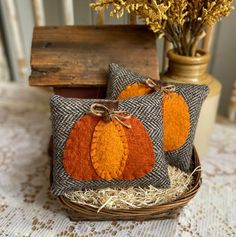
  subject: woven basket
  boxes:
[57,147,201,221]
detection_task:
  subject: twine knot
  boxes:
[90,103,132,129]
[144,78,176,95]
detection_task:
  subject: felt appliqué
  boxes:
[63,114,101,180]
[63,113,155,181]
[91,119,128,180]
[121,116,155,180]
[163,93,190,151]
[117,82,153,99]
[117,83,191,152]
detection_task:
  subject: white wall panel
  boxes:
[210,2,236,115]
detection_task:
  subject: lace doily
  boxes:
[0,82,235,237]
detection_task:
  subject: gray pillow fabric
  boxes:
[107,63,209,172]
[50,94,170,196]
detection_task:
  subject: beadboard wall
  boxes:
[0,0,236,116]
[0,32,9,81]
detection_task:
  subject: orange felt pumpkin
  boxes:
[162,93,190,151]
[63,115,100,180]
[117,82,191,152]
[117,83,153,99]
[63,114,155,181]
[91,119,129,180]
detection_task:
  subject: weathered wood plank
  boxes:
[29,25,159,87]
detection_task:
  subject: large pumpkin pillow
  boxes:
[107,63,209,172]
[50,94,170,195]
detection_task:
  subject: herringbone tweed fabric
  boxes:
[107,63,209,172]
[50,94,170,196]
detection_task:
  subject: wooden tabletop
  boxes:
[29,25,159,87]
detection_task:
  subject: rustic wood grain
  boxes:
[29,25,159,87]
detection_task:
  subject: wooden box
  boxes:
[29,25,159,98]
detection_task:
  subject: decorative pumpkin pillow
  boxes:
[107,63,209,172]
[50,94,170,195]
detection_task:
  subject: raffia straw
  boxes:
[64,165,199,212]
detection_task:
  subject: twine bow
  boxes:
[144,78,176,96]
[90,103,132,129]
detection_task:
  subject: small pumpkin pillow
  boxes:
[50,94,170,195]
[107,63,209,172]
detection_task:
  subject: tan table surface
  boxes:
[0,82,235,237]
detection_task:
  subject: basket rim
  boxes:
[58,147,201,214]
